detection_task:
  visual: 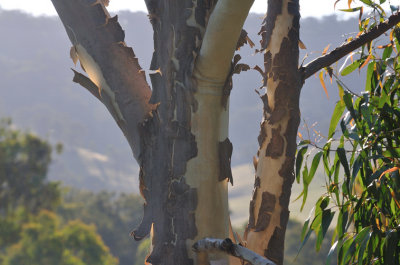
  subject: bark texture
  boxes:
[132,1,217,264]
[244,1,301,264]
[133,0,252,264]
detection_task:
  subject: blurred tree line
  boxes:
[0,117,332,264]
[0,118,141,265]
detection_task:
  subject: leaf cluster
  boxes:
[296,2,400,264]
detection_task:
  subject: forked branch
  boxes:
[193,238,276,265]
[194,0,254,85]
[301,11,400,80]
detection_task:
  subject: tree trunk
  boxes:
[244,1,301,264]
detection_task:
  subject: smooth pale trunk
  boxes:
[187,0,254,264]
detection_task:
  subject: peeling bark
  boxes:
[219,138,233,184]
[245,1,301,264]
[51,0,154,160]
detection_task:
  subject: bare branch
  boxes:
[194,0,254,86]
[51,0,155,160]
[193,238,276,265]
[301,11,400,80]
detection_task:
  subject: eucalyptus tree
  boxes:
[50,0,400,264]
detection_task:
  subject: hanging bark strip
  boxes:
[245,0,301,264]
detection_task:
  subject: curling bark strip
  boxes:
[245,1,301,264]
[51,0,154,160]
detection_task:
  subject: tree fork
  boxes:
[52,0,254,264]
[136,1,254,264]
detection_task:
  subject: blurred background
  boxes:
[0,1,364,264]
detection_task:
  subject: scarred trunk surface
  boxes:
[131,1,221,264]
[244,1,301,264]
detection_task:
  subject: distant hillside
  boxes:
[0,9,363,193]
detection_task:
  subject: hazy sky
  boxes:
[0,0,351,18]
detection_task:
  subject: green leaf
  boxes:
[382,46,393,61]
[329,99,346,138]
[339,7,362,12]
[316,210,335,251]
[343,92,357,119]
[301,165,309,210]
[298,140,311,146]
[379,90,390,108]
[297,228,313,258]
[355,227,372,244]
[365,62,375,92]
[357,230,372,265]
[337,208,349,239]
[337,147,350,177]
[308,151,323,183]
[296,146,308,183]
[351,155,362,189]
[384,229,398,265]
[342,236,356,265]
[326,241,338,265]
[301,214,311,241]
[337,81,345,103]
[360,102,371,128]
[359,0,373,5]
[341,60,360,76]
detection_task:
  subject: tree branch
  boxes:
[194,0,254,87]
[193,238,276,265]
[301,11,400,80]
[51,0,155,160]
